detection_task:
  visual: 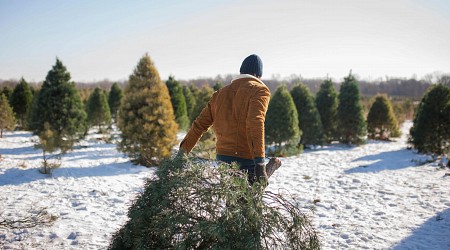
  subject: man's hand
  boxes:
[255,163,268,185]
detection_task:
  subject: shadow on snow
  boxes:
[0,161,150,186]
[303,143,359,153]
[0,145,36,156]
[392,207,450,249]
[1,142,119,162]
[1,131,35,139]
[344,149,418,174]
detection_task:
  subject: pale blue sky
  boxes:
[1,0,450,82]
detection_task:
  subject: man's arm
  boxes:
[246,86,271,161]
[179,94,216,154]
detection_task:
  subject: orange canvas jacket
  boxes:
[180,74,271,160]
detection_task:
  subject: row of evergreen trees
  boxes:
[0,69,124,136]
[0,54,219,167]
[1,53,448,166]
[263,74,402,156]
[163,71,406,157]
[164,76,218,131]
[0,59,125,172]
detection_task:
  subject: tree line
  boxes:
[181,73,450,100]
[265,74,369,156]
[263,73,449,157]
[2,71,449,101]
[0,54,449,170]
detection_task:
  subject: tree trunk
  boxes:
[43,150,47,174]
[98,116,101,132]
[266,157,282,178]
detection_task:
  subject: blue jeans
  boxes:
[216,154,259,184]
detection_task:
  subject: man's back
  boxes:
[212,75,270,160]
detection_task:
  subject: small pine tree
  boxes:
[189,84,201,99]
[79,88,91,105]
[9,78,33,129]
[392,101,406,126]
[265,85,300,156]
[315,79,338,143]
[28,58,87,151]
[290,84,325,146]
[409,84,450,155]
[367,94,400,140]
[118,54,178,166]
[337,73,367,145]
[29,86,37,95]
[36,122,63,174]
[189,85,214,125]
[166,76,189,131]
[213,82,223,91]
[182,85,196,120]
[402,98,415,120]
[87,87,111,132]
[108,82,123,122]
[0,94,16,138]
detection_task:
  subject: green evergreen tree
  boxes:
[9,78,33,129]
[213,82,224,91]
[315,79,338,143]
[188,84,202,119]
[118,54,178,166]
[189,84,201,98]
[367,94,400,140]
[0,94,16,138]
[108,82,123,122]
[1,86,12,100]
[29,85,37,95]
[189,85,214,125]
[409,84,450,155]
[182,85,196,120]
[27,89,40,129]
[265,85,300,156]
[337,74,366,145]
[87,87,111,131]
[393,98,407,125]
[291,84,325,146]
[166,76,189,131]
[28,58,86,152]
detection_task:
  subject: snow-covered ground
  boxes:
[0,122,449,249]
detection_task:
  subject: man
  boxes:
[179,54,271,185]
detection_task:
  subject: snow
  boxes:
[1,122,450,249]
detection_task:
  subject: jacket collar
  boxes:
[231,74,264,84]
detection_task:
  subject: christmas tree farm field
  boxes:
[1,121,450,249]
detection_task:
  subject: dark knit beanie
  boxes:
[240,54,263,77]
